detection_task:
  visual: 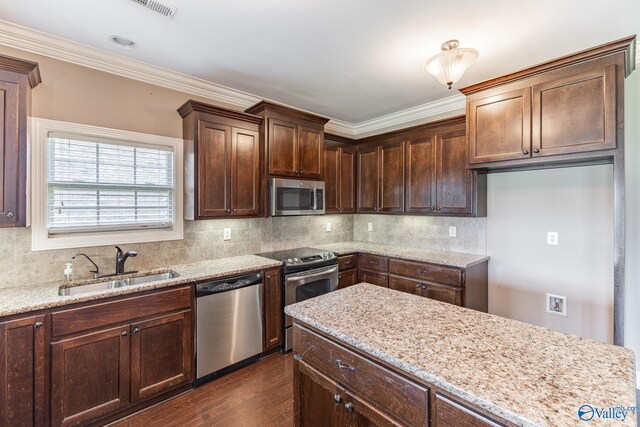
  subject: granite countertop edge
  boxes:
[0,255,283,318]
[285,305,540,427]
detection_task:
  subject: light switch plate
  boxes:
[546,293,567,317]
[326,222,332,232]
[547,231,559,245]
[367,222,373,232]
[449,226,457,237]
[223,228,231,241]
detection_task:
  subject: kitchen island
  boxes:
[285,283,636,426]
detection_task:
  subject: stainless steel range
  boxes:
[257,247,338,350]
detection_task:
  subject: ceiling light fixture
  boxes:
[424,40,479,89]
[109,35,136,50]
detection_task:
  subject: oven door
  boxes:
[284,265,339,328]
[270,178,325,216]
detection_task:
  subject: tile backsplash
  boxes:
[0,214,486,288]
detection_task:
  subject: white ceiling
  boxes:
[0,0,638,124]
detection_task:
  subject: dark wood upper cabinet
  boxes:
[378,142,405,213]
[130,310,193,402]
[436,129,474,215]
[245,101,329,180]
[0,315,46,427]
[461,36,634,169]
[324,135,357,214]
[357,146,379,212]
[0,56,41,228]
[179,100,263,219]
[263,268,283,351]
[405,135,436,213]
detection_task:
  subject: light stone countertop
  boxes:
[285,284,636,427]
[0,255,282,318]
[312,241,489,268]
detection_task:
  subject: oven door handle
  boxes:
[286,265,338,283]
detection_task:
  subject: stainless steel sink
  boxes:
[58,271,180,296]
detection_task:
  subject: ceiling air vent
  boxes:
[130,0,177,18]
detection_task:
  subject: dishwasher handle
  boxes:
[196,273,262,297]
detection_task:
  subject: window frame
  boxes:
[31,118,183,251]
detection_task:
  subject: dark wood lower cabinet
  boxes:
[358,269,388,288]
[433,392,503,427]
[294,358,347,426]
[130,310,192,401]
[51,325,131,427]
[338,269,358,289]
[0,315,46,427]
[263,268,283,350]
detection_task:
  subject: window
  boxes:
[32,118,183,250]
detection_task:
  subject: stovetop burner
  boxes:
[257,247,337,271]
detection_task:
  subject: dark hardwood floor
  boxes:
[112,353,293,427]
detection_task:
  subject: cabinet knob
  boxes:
[121,331,129,336]
[415,284,420,288]
[421,285,427,290]
[34,321,43,328]
[133,327,141,334]
[266,274,271,279]
[226,209,231,213]
[233,208,237,212]
[437,207,442,211]
[338,275,342,279]
[344,260,352,265]
[334,394,342,403]
[534,148,540,153]
[345,402,354,412]
[523,149,529,155]
[6,212,14,218]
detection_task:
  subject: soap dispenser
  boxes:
[64,262,73,281]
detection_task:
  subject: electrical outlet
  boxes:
[223,228,231,241]
[547,231,559,245]
[449,226,457,237]
[546,293,567,317]
[367,222,373,232]
[325,222,332,232]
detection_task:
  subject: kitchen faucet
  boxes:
[72,253,100,279]
[115,246,138,275]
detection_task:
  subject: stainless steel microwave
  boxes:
[269,178,325,216]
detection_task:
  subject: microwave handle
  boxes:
[311,189,317,211]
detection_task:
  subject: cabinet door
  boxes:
[388,275,421,296]
[345,391,401,427]
[231,127,260,216]
[197,120,231,217]
[51,325,130,427]
[436,129,473,215]
[0,76,21,226]
[357,147,378,212]
[294,358,347,426]
[263,268,283,350]
[324,147,340,213]
[379,142,404,213]
[338,269,358,289]
[299,125,323,178]
[433,392,503,427]
[532,63,617,157]
[268,118,298,177]
[405,135,436,213]
[339,147,356,213]
[130,310,193,402]
[358,269,388,288]
[0,315,46,427]
[424,283,462,306]
[468,88,531,163]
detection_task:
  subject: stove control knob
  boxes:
[286,258,293,264]
[294,258,300,263]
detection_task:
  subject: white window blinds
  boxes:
[47,133,175,234]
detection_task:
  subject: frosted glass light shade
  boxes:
[425,44,479,89]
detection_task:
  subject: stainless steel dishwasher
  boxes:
[195,272,263,385]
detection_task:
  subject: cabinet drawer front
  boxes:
[434,392,504,427]
[52,286,192,337]
[389,259,462,286]
[426,284,462,306]
[358,253,388,272]
[388,275,421,295]
[358,270,388,288]
[338,269,358,289]
[293,324,428,426]
[338,254,358,271]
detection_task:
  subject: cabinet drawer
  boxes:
[388,275,421,296]
[433,392,503,427]
[358,270,388,288]
[358,253,388,272]
[389,259,462,286]
[338,254,358,271]
[293,324,428,426]
[52,286,192,337]
[426,283,462,306]
[338,269,358,289]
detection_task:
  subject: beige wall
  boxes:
[486,165,614,343]
[624,70,639,365]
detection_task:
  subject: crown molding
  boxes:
[0,19,467,138]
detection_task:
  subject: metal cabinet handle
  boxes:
[34,321,43,328]
[415,284,421,288]
[421,285,427,290]
[133,327,141,334]
[534,148,540,153]
[334,394,342,403]
[369,260,378,265]
[523,149,529,155]
[437,207,442,210]
[335,359,356,372]
[6,211,14,218]
[339,274,342,279]
[344,260,352,265]
[121,331,129,336]
[226,209,231,213]
[345,402,354,412]
[266,274,271,279]
[233,208,237,212]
